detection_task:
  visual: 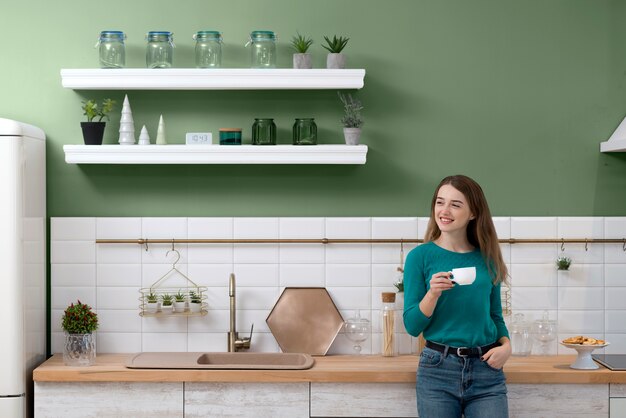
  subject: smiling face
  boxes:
[434,184,475,237]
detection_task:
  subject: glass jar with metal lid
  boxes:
[193,31,222,68]
[146,31,175,68]
[96,31,126,68]
[247,30,277,68]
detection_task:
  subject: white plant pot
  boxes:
[293,53,312,69]
[173,301,186,313]
[326,53,346,69]
[343,127,362,145]
[189,302,202,313]
[145,301,159,314]
[161,304,173,314]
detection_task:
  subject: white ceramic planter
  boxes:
[293,53,312,69]
[343,127,362,145]
[326,53,346,69]
[173,301,186,313]
[161,304,173,314]
[189,302,202,313]
[145,301,159,314]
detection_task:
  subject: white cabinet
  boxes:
[34,382,184,417]
[508,383,609,418]
[185,382,309,418]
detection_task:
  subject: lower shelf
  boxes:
[63,144,368,164]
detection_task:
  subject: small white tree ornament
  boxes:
[118,94,136,145]
[156,114,167,145]
[138,125,150,145]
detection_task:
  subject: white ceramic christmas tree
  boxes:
[138,125,150,145]
[156,114,167,144]
[118,94,136,145]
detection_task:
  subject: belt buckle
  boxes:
[456,347,470,357]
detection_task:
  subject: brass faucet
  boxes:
[227,273,253,352]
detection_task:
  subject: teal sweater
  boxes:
[403,242,509,347]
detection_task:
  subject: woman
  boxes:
[403,174,511,418]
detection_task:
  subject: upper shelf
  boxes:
[60,68,366,90]
[601,114,626,152]
[63,144,368,165]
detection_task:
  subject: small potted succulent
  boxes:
[174,290,187,313]
[81,98,115,145]
[338,92,364,145]
[145,292,159,314]
[322,35,349,69]
[291,32,314,69]
[160,293,174,314]
[61,300,99,366]
[189,290,202,313]
[556,256,572,271]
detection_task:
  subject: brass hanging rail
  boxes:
[95,238,626,245]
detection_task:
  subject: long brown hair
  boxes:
[424,175,508,284]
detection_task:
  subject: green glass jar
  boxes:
[252,118,277,145]
[193,31,222,68]
[248,31,277,68]
[292,118,317,145]
[96,31,126,68]
[146,31,175,68]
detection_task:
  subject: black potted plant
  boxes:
[81,98,115,145]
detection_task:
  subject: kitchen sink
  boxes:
[125,352,315,370]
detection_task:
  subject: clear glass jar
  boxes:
[146,31,175,68]
[96,31,125,68]
[510,313,532,356]
[193,31,222,68]
[292,118,317,145]
[252,118,276,145]
[248,30,277,68]
[381,292,397,357]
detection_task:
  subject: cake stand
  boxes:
[560,342,609,369]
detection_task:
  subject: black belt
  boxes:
[425,340,500,358]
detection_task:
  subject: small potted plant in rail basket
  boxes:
[145,292,159,314]
[291,32,314,69]
[338,92,364,145]
[174,290,187,313]
[189,290,202,313]
[322,35,349,69]
[61,300,99,366]
[556,256,572,271]
[81,98,115,145]
[160,293,174,314]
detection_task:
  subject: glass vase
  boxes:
[252,118,277,145]
[63,333,96,366]
[292,118,317,145]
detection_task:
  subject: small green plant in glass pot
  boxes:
[145,292,159,314]
[338,92,364,145]
[160,293,174,314]
[291,32,314,69]
[174,290,187,313]
[189,290,202,313]
[556,256,572,271]
[322,35,349,68]
[61,300,99,366]
[80,98,115,145]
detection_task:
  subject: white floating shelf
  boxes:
[601,114,626,152]
[63,144,368,164]
[60,68,365,90]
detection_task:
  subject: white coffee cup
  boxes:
[449,267,476,285]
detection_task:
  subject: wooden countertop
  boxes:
[33,354,626,384]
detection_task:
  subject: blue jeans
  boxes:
[416,346,508,418]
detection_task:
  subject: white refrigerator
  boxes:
[0,118,46,418]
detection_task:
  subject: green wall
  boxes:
[3,0,626,217]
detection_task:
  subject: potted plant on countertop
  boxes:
[322,35,349,69]
[338,92,364,145]
[291,32,314,69]
[174,290,187,313]
[81,98,115,145]
[189,290,202,313]
[61,300,99,366]
[160,293,173,314]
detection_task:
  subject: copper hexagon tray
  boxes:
[266,287,344,356]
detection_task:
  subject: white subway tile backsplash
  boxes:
[50,216,624,355]
[604,334,626,354]
[558,287,604,310]
[51,218,95,241]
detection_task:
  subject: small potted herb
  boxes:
[291,32,314,69]
[338,92,364,145]
[322,35,349,69]
[556,256,572,271]
[61,300,99,366]
[145,292,159,314]
[174,290,187,313]
[160,293,173,314]
[81,98,115,145]
[189,290,202,313]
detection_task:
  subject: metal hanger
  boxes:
[150,240,200,291]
